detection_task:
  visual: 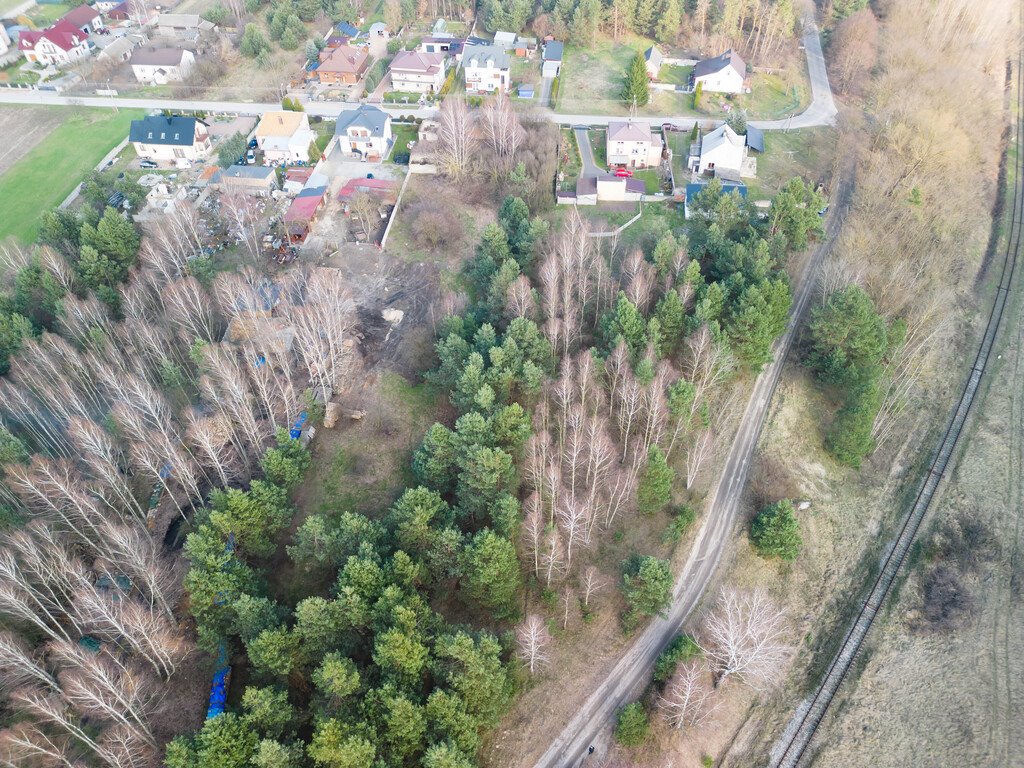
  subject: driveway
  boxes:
[539,76,554,107]
[574,127,601,176]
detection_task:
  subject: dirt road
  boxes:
[533,169,855,768]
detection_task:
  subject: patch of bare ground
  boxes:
[0,106,67,177]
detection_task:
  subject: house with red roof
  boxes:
[284,185,328,243]
[18,19,91,66]
[61,4,103,35]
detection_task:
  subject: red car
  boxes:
[613,167,633,178]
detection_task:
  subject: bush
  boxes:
[202,4,228,24]
[920,564,973,632]
[387,39,403,54]
[614,702,649,747]
[750,499,802,561]
[662,504,696,545]
[364,59,387,93]
[653,633,700,683]
[407,200,463,249]
[621,555,672,631]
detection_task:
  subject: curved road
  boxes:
[0,13,836,131]
[534,168,853,768]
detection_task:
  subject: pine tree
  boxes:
[637,445,674,515]
[750,499,802,560]
[655,0,681,44]
[621,50,651,107]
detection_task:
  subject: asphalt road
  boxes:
[533,168,854,768]
[574,126,601,175]
[0,13,836,131]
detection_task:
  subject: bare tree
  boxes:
[684,428,714,490]
[521,495,544,578]
[659,661,718,730]
[220,191,265,264]
[437,97,477,179]
[0,723,76,768]
[0,631,59,694]
[515,614,552,675]
[700,588,791,690]
[349,191,380,242]
[580,565,607,609]
[539,526,566,587]
[479,94,523,174]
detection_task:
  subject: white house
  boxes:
[694,123,747,175]
[389,50,446,93]
[130,47,194,83]
[255,111,316,164]
[692,49,746,94]
[18,20,90,66]
[644,45,662,79]
[332,104,392,161]
[541,40,562,78]
[606,120,663,169]
[463,43,510,94]
[493,30,515,48]
[129,115,211,164]
[61,5,103,35]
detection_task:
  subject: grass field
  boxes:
[387,124,417,161]
[26,2,71,25]
[745,127,837,199]
[0,108,144,243]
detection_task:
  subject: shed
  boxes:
[745,124,765,153]
[337,21,360,37]
[283,186,327,242]
[493,30,516,48]
[517,84,534,98]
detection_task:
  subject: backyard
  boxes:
[25,1,72,25]
[745,127,837,199]
[387,123,417,161]
[0,107,144,243]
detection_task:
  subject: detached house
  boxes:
[541,40,562,78]
[692,123,756,177]
[130,47,194,83]
[644,45,662,79]
[129,115,211,163]
[389,50,446,93]
[463,43,510,94]
[154,14,215,44]
[332,104,392,161]
[62,4,103,35]
[313,44,368,85]
[18,20,90,66]
[691,49,746,94]
[254,111,316,164]
[606,120,662,169]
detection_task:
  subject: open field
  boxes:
[0,106,143,243]
[746,127,838,199]
[25,1,70,25]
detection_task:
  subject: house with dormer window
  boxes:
[332,105,392,161]
[129,115,211,163]
[463,43,510,94]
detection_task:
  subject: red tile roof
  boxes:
[337,177,398,199]
[61,4,101,28]
[390,49,444,75]
[19,19,87,52]
[284,190,326,222]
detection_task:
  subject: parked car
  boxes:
[613,167,633,178]
[139,159,158,169]
[246,150,256,164]
[248,138,258,149]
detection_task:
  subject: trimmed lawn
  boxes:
[665,129,691,183]
[27,2,72,25]
[632,168,661,194]
[0,59,41,85]
[589,129,607,168]
[388,124,417,162]
[511,56,539,86]
[0,107,144,243]
[658,64,692,86]
[694,72,810,121]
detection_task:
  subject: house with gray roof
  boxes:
[606,120,663,168]
[129,115,211,163]
[463,43,510,94]
[211,164,278,196]
[644,45,663,78]
[332,104,393,161]
[691,49,746,93]
[542,40,563,77]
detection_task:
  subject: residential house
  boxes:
[106,2,132,21]
[0,24,11,58]
[18,20,90,66]
[541,40,562,77]
[254,111,316,164]
[368,22,387,38]
[211,164,278,196]
[62,4,103,35]
[332,104,392,161]
[92,0,120,13]
[463,43,510,94]
[129,114,211,163]
[691,49,746,94]
[606,120,663,169]
[130,47,194,83]
[97,32,146,62]
[389,50,446,93]
[644,45,662,79]
[154,14,215,44]
[684,180,746,218]
[419,35,462,57]
[313,44,368,85]
[693,123,747,175]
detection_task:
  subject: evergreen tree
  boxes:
[461,528,521,619]
[750,499,802,560]
[654,0,681,43]
[637,445,674,515]
[621,50,650,107]
[621,555,672,629]
[725,278,791,370]
[614,702,650,746]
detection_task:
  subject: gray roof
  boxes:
[693,49,746,79]
[130,47,190,66]
[212,165,276,183]
[543,40,563,61]
[745,124,764,152]
[129,115,200,146]
[334,104,390,137]
[463,43,510,70]
[644,45,662,68]
[493,30,516,46]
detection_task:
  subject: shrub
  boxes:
[750,499,802,561]
[920,564,973,632]
[637,445,674,515]
[621,555,672,631]
[614,702,649,746]
[652,633,700,683]
[662,504,697,545]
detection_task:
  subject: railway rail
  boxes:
[769,32,1024,768]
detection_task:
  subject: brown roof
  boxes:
[255,111,306,138]
[390,50,444,75]
[317,44,368,75]
[61,4,100,27]
[607,120,655,144]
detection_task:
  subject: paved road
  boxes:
[533,167,854,768]
[574,126,601,175]
[0,13,836,131]
[539,76,555,108]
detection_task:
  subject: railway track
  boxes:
[769,33,1024,768]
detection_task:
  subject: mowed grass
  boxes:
[26,2,72,25]
[0,108,144,243]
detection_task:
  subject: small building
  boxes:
[283,166,314,194]
[693,123,747,175]
[154,13,215,43]
[313,44,369,85]
[691,49,746,94]
[130,47,195,83]
[517,84,533,98]
[337,176,398,202]
[129,114,211,163]
[745,124,765,153]
[254,111,316,164]
[389,50,446,93]
[18,20,90,66]
[283,185,327,243]
[336,21,361,38]
[332,104,392,161]
[106,2,132,21]
[574,174,644,205]
[431,18,447,35]
[644,45,663,79]
[61,4,103,35]
[368,22,387,38]
[463,43,510,94]
[684,180,746,218]
[606,120,663,169]
[212,164,278,196]
[541,40,562,78]
[514,36,535,56]
[97,33,146,62]
[419,35,462,57]
[493,30,516,48]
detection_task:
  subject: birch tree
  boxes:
[515,615,552,675]
[700,588,790,690]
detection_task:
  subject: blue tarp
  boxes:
[289,412,308,439]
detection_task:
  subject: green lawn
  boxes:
[0,59,41,85]
[658,64,692,86]
[744,127,838,200]
[589,129,607,167]
[694,72,810,121]
[388,124,417,162]
[27,2,72,25]
[632,168,661,194]
[0,108,144,244]
[665,130,691,182]
[558,128,581,191]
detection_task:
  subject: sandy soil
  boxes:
[0,106,68,176]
